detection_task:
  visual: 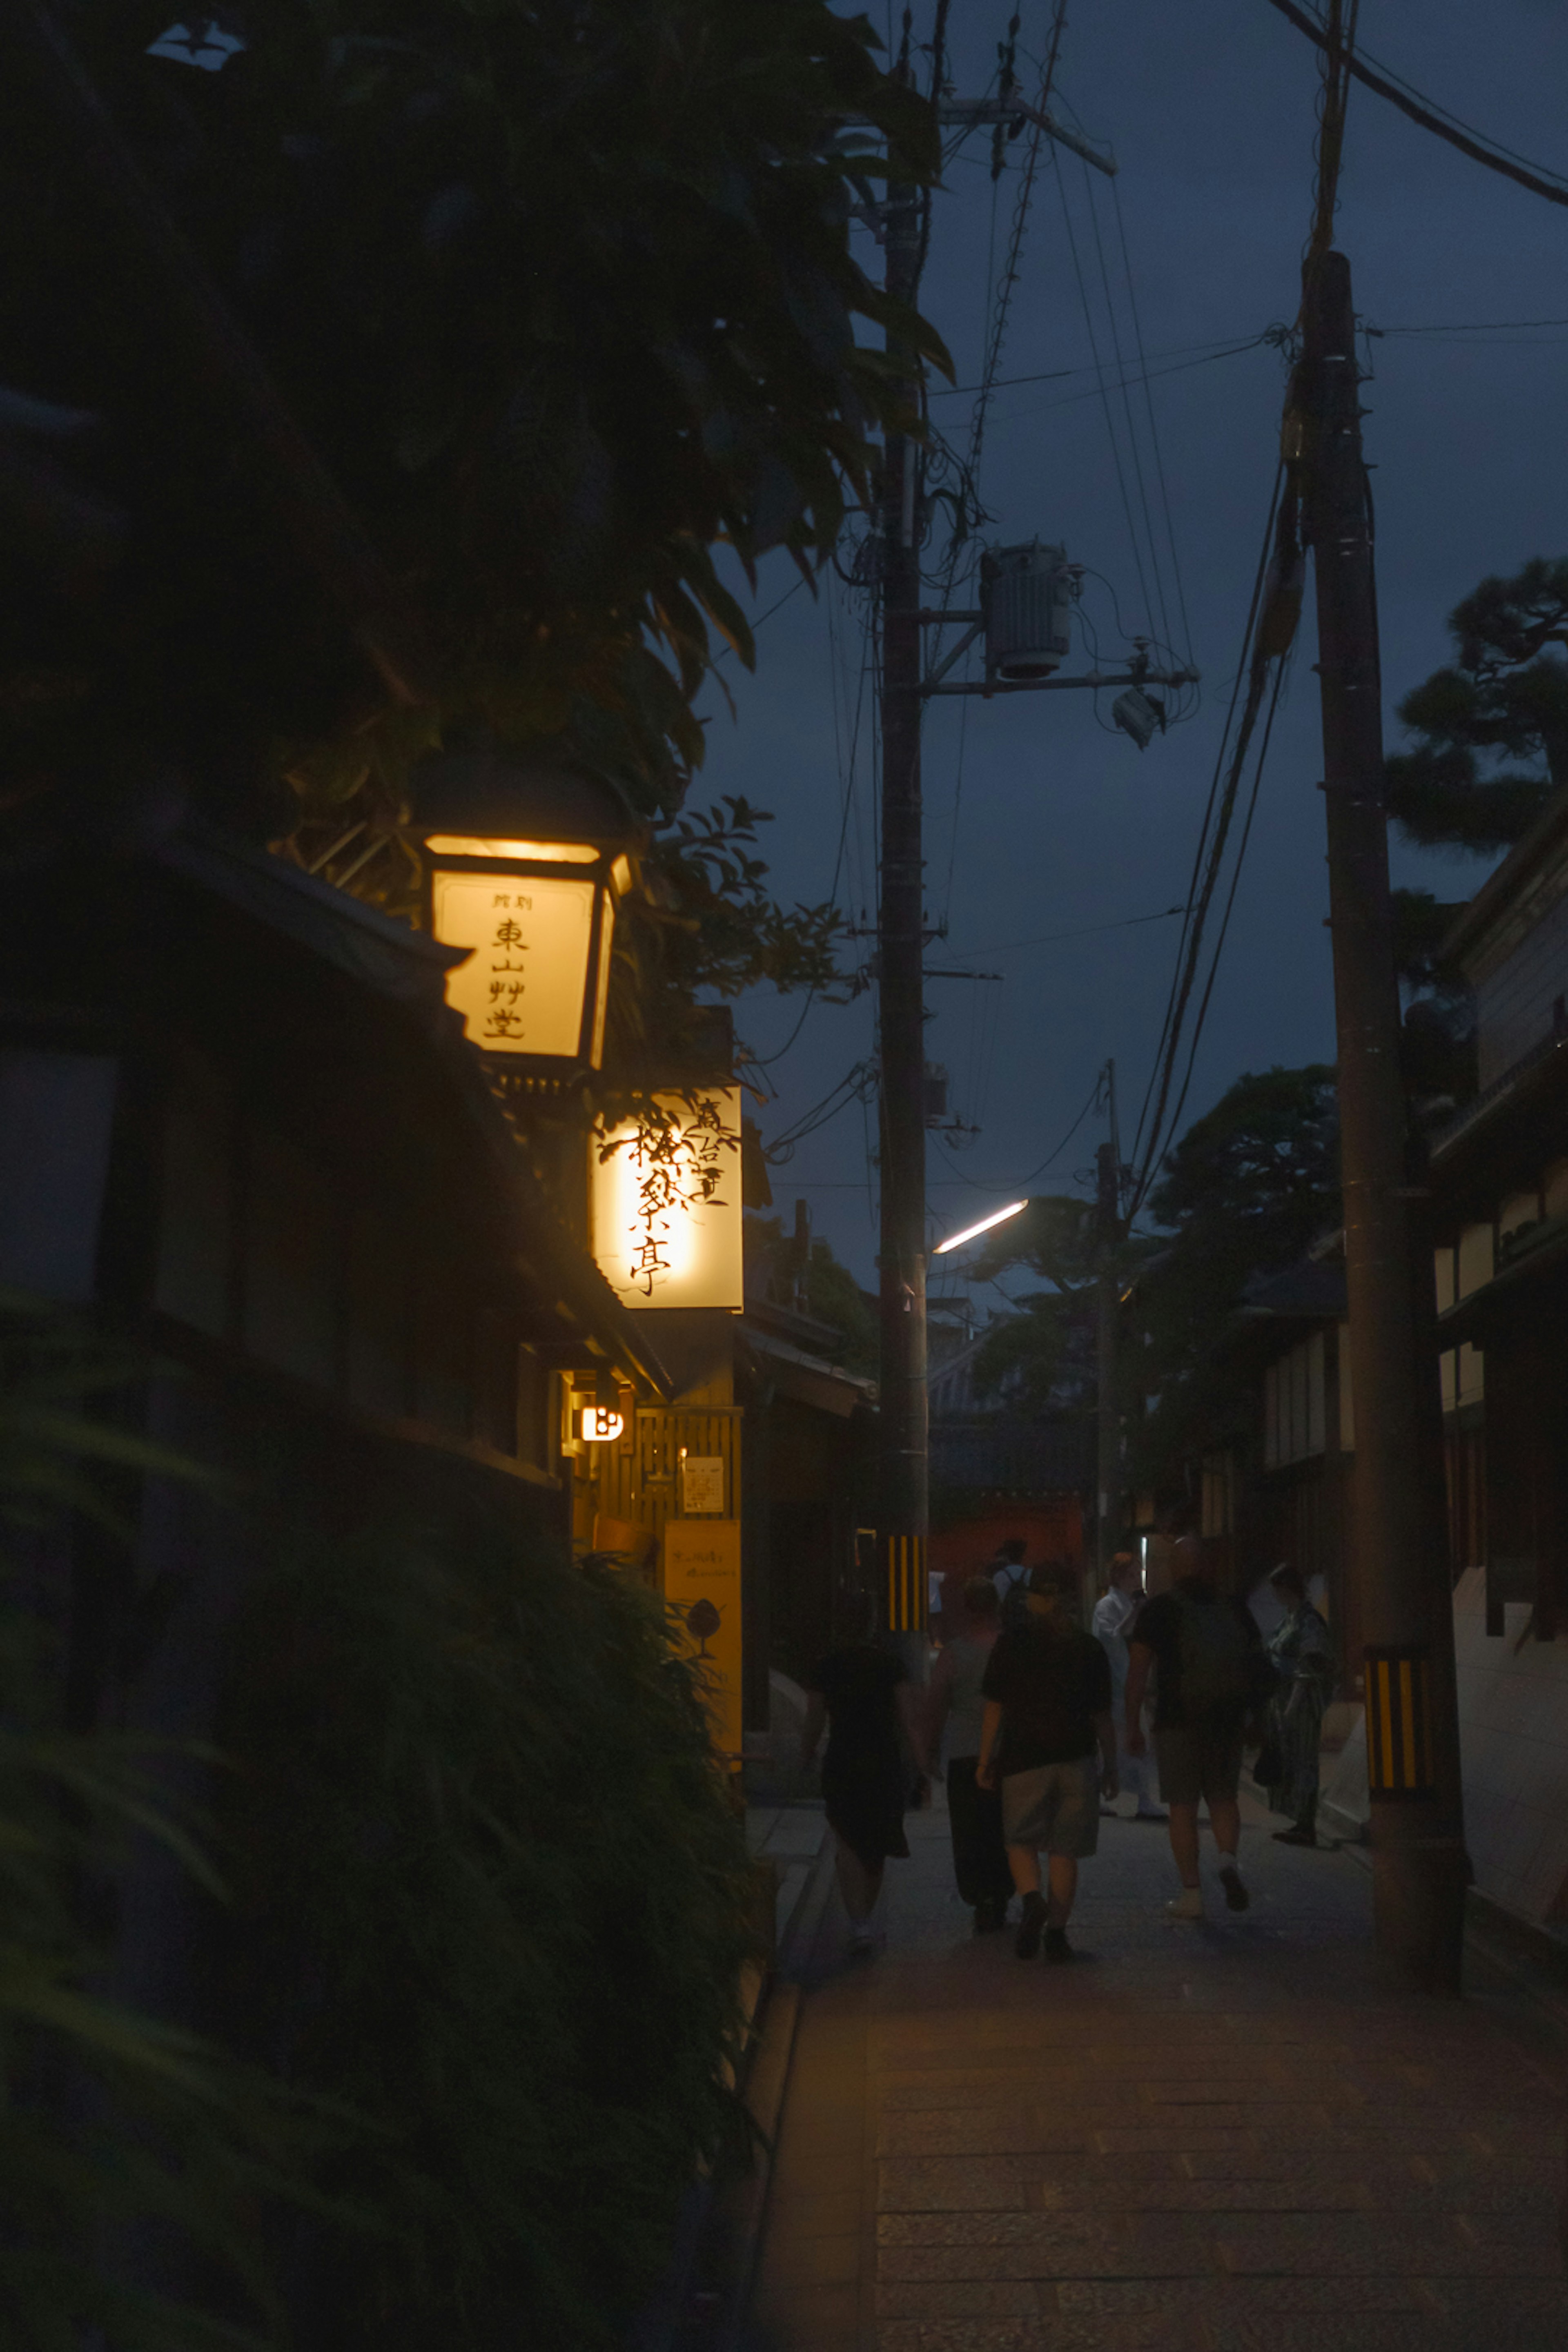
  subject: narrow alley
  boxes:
[748,1795,1568,2352]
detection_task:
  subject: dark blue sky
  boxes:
[696,0,1568,1292]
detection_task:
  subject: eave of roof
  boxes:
[152,826,676,1399]
[1441,781,1568,974]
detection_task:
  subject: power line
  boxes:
[951,903,1185,957]
[1082,156,1174,660]
[1127,463,1287,1201]
[1052,138,1156,639]
[1157,648,1293,1163]
[712,572,808,664]
[1112,172,1196,670]
[1263,0,1568,210]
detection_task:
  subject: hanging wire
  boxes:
[1158,652,1295,1152]
[1263,0,1568,210]
[1127,463,1285,1194]
[1081,157,1175,662]
[1110,173,1196,672]
[1051,139,1156,640]
[1128,0,1361,1213]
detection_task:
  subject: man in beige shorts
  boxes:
[976,1563,1118,1963]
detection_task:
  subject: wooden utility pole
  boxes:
[875,149,930,1646]
[866,69,1127,1647]
[1298,246,1468,1993]
[1094,1058,1123,1592]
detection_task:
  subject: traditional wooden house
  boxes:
[1424,785,1568,1935]
[0,817,675,1615]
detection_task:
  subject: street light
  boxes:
[414,750,639,1071]
[932,1199,1028,1255]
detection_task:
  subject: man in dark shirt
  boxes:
[977,1562,1117,1962]
[1125,1538,1268,1921]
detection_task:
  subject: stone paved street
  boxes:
[748,1794,1568,2352]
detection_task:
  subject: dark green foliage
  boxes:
[13,2,944,823]
[1386,557,1568,857]
[1391,888,1474,1108]
[0,1296,303,2352]
[970,1292,1091,1419]
[965,1196,1145,1423]
[1132,1067,1340,1474]
[968,1195,1101,1295]
[610,796,849,1081]
[218,1520,755,2351]
[1147,1066,1339,1246]
[744,1214,876,1373]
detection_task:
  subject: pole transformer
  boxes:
[875,156,930,1646]
[1298,247,1468,1993]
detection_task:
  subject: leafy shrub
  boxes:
[219,1516,755,2350]
[0,1294,299,2352]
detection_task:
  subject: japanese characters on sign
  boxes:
[680,1454,726,1514]
[663,1519,743,1760]
[430,871,601,1058]
[591,1089,744,1312]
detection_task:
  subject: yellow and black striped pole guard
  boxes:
[1363,1644,1437,1800]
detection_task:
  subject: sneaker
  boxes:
[1043,1926,1072,1964]
[1165,1886,1203,1921]
[1217,1863,1250,1912]
[1015,1890,1048,1959]
[1272,1824,1317,1847]
[1134,1807,1169,1822]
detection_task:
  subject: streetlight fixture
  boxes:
[932,1199,1028,1256]
[414,750,639,1071]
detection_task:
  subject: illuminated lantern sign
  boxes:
[576,1405,626,1443]
[416,755,639,1071]
[591,1089,744,1312]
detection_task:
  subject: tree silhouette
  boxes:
[1387,557,1568,858]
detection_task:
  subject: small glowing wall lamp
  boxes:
[576,1405,626,1443]
[932,1200,1029,1256]
[414,752,641,1073]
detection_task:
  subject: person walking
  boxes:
[800,1591,926,1954]
[989,1536,1030,1625]
[976,1562,1117,1964]
[920,1578,1014,1931]
[1257,1563,1334,1845]
[1092,1552,1166,1822]
[1124,1539,1270,1920]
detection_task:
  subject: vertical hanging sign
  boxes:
[590,1089,744,1312]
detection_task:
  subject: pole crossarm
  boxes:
[937,97,1118,177]
[919,666,1198,698]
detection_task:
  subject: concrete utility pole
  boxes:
[875,142,930,1647]
[1299,247,1468,1993]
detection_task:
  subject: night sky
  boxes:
[695,0,1568,1296]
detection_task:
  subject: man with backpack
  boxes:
[988,1537,1030,1623]
[1124,1532,1272,1920]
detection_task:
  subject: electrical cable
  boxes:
[1262,0,1568,210]
[930,331,1266,396]
[1158,652,1292,1154]
[1052,139,1156,640]
[1082,156,1175,663]
[964,903,1187,956]
[1127,463,1285,1193]
[712,572,808,663]
[1111,172,1196,672]
[1129,3,1357,1213]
